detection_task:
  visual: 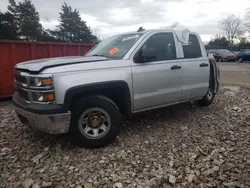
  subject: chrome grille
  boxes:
[15,71,30,102]
[15,71,28,85]
[15,75,27,84]
[17,87,29,102]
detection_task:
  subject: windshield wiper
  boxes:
[88,54,119,59]
[91,54,107,57]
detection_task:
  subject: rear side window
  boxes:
[182,34,202,58]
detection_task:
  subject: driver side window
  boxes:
[135,33,177,63]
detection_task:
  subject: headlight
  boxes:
[32,92,55,102]
[29,75,53,88]
[29,74,54,102]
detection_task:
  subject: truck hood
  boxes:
[15,56,109,73]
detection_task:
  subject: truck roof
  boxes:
[123,29,198,35]
[122,29,199,45]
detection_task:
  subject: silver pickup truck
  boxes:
[13,29,219,148]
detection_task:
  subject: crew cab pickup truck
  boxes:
[13,29,219,148]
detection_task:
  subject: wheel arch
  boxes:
[64,81,132,118]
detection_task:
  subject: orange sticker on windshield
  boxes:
[109,47,119,55]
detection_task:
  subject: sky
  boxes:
[1,0,250,42]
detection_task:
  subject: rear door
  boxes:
[180,34,210,100]
[131,32,183,111]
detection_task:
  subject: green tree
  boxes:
[37,29,59,42]
[54,3,98,43]
[208,35,230,46]
[0,11,18,39]
[7,0,42,40]
[238,37,250,48]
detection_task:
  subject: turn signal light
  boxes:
[43,93,55,101]
[41,78,53,86]
[32,92,55,102]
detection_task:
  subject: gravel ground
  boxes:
[1,85,250,188]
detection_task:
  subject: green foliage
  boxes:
[37,29,59,42]
[0,11,18,40]
[53,3,98,43]
[238,37,250,48]
[0,0,98,43]
[208,36,230,46]
[7,0,42,40]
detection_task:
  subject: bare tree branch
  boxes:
[245,8,250,31]
[170,22,180,29]
[161,22,180,29]
[220,14,242,45]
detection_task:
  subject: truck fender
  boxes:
[63,81,132,117]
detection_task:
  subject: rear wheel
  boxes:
[69,95,122,148]
[198,87,215,106]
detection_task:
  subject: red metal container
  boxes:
[0,40,95,98]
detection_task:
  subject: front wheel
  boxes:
[69,95,122,148]
[198,88,215,106]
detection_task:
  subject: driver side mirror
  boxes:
[134,49,156,63]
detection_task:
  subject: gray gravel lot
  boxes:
[0,62,250,188]
[1,85,250,188]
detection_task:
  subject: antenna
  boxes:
[137,26,145,32]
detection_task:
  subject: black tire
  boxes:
[69,95,122,148]
[198,88,215,106]
[238,57,243,63]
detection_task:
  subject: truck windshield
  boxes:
[85,33,143,59]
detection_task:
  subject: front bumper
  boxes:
[13,92,71,134]
[15,106,71,134]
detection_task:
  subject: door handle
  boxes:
[171,65,182,70]
[200,63,209,67]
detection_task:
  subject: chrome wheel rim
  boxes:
[78,108,111,139]
[206,89,213,100]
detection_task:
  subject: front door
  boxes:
[131,32,182,111]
